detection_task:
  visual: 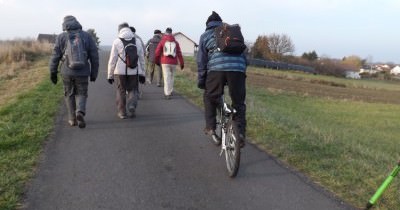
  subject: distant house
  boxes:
[37,34,57,43]
[345,71,361,79]
[390,66,400,75]
[173,32,198,56]
[359,68,378,74]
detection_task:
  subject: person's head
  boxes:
[118,22,129,32]
[165,27,172,34]
[154,29,161,34]
[206,11,222,26]
[129,26,136,33]
[62,15,82,31]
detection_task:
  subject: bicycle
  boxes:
[211,93,241,178]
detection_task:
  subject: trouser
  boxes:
[146,61,162,85]
[161,64,176,96]
[62,75,89,121]
[115,75,139,115]
[203,71,246,136]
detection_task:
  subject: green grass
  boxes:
[0,77,62,210]
[250,67,400,91]
[175,60,400,210]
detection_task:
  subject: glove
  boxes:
[90,76,96,82]
[108,78,114,84]
[197,80,205,89]
[180,64,184,70]
[50,72,57,84]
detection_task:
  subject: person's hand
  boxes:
[197,80,205,89]
[50,72,57,84]
[108,78,114,84]
[90,76,96,82]
[180,64,184,70]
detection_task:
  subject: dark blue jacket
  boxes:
[196,21,247,85]
[49,18,99,78]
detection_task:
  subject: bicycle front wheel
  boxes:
[224,121,241,177]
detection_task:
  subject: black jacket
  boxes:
[49,17,99,78]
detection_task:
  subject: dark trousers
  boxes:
[62,75,89,121]
[115,75,139,115]
[204,71,246,135]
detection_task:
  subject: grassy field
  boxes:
[176,57,400,210]
[0,41,63,210]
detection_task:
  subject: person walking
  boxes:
[49,15,99,128]
[154,27,184,99]
[145,29,163,86]
[107,22,146,119]
[197,11,247,147]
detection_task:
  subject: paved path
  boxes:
[22,52,355,210]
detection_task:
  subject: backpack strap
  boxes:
[118,38,136,63]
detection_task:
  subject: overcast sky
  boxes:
[1,0,399,63]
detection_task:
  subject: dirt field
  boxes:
[247,72,400,104]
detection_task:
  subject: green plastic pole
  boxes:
[365,161,400,209]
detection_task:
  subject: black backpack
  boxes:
[64,30,87,70]
[214,23,246,54]
[118,38,138,69]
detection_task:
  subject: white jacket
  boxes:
[107,27,146,79]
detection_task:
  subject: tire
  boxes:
[224,121,241,177]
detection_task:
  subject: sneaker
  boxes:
[76,111,86,129]
[118,113,127,119]
[164,95,171,100]
[157,83,161,87]
[204,128,221,145]
[68,119,77,126]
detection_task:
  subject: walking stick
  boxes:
[365,160,400,209]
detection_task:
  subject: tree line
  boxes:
[249,34,372,77]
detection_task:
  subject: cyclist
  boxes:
[196,11,247,147]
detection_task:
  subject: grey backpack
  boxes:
[64,30,87,70]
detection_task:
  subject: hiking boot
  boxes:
[68,119,77,126]
[76,111,86,129]
[164,95,171,100]
[157,83,161,87]
[238,133,246,148]
[128,106,136,118]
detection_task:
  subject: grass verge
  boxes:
[0,69,62,210]
[175,60,400,210]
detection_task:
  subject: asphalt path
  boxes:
[22,52,355,210]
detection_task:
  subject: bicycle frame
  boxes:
[219,102,234,156]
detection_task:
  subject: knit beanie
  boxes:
[118,22,129,32]
[154,29,161,34]
[165,27,172,34]
[206,11,222,25]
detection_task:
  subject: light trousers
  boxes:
[161,64,177,96]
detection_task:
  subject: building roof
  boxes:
[173,32,198,47]
[37,34,57,43]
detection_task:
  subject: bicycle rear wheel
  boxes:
[224,121,241,177]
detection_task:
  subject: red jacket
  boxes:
[154,34,184,67]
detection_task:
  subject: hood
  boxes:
[62,16,82,31]
[206,20,222,30]
[118,27,134,40]
[151,34,162,43]
[163,34,175,42]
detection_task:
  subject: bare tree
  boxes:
[267,33,295,61]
